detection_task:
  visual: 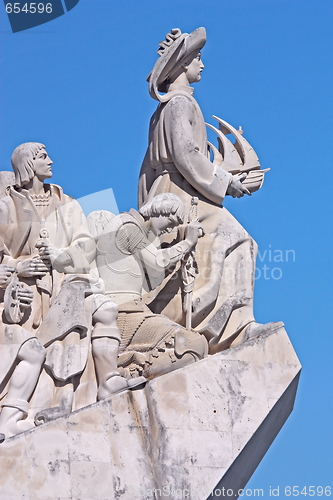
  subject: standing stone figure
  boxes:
[139,28,282,350]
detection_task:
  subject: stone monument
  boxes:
[0,27,300,500]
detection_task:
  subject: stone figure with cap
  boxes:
[88,193,209,380]
[139,28,283,350]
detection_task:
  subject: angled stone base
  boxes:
[0,326,301,500]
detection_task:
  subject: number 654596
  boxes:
[6,3,53,14]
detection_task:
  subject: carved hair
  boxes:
[139,193,185,223]
[11,142,45,187]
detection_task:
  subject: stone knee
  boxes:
[0,398,28,416]
[93,300,119,328]
[17,337,46,365]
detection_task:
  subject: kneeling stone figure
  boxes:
[89,193,208,379]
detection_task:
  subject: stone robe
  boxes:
[139,88,257,347]
[0,184,96,391]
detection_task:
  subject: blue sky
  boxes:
[0,0,332,496]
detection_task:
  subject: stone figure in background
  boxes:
[0,143,143,437]
[139,28,282,351]
[88,193,208,379]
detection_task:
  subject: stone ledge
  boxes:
[0,326,301,500]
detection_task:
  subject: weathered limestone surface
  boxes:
[0,325,301,500]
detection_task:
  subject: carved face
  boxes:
[32,148,53,181]
[150,214,180,237]
[185,52,204,84]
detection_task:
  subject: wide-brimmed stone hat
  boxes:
[148,27,206,102]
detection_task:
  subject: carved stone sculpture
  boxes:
[0,142,143,440]
[139,27,280,351]
[0,325,301,499]
[88,193,208,380]
[0,27,300,500]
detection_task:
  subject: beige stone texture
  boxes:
[0,326,301,500]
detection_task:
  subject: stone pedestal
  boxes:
[0,325,301,500]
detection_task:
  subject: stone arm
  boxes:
[117,221,196,273]
[139,149,156,207]
[0,201,48,277]
[138,239,191,272]
[0,249,34,310]
[62,198,96,273]
[0,196,95,276]
[164,95,232,205]
[40,198,96,275]
[0,198,10,238]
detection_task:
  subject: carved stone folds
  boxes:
[0,326,301,500]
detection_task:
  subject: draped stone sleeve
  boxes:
[116,220,189,273]
[138,149,156,208]
[0,198,10,235]
[57,197,96,275]
[164,95,232,205]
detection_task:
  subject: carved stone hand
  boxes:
[17,258,49,278]
[184,221,204,249]
[0,265,16,286]
[227,173,251,198]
